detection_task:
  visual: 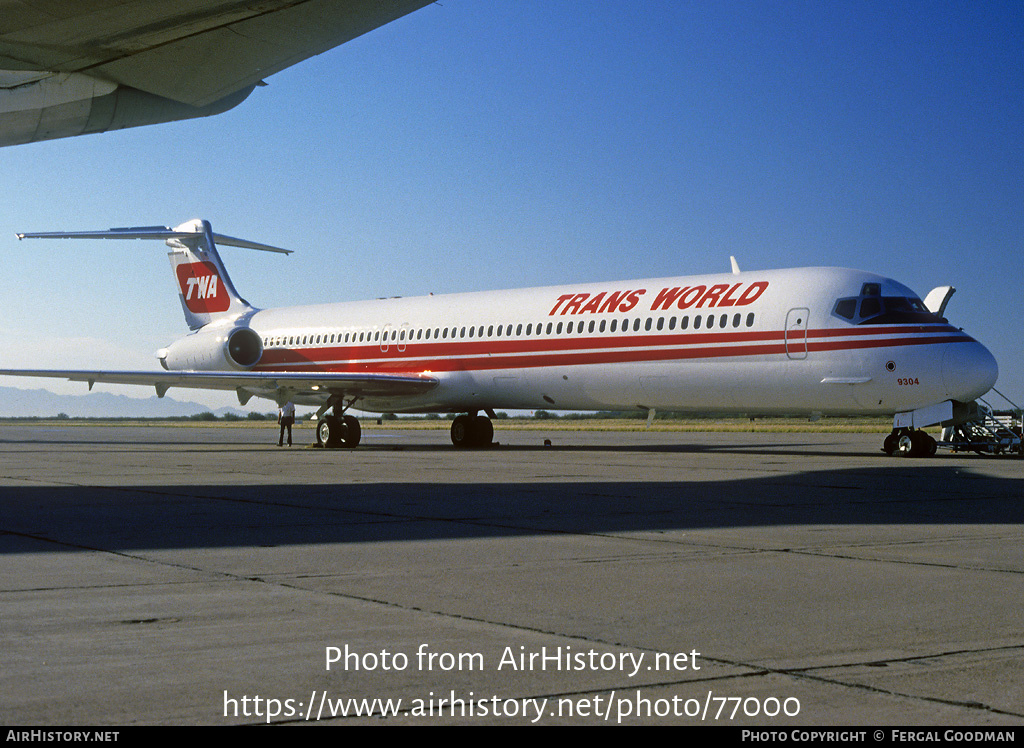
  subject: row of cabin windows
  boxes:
[263,312,757,348]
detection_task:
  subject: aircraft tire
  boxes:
[450,415,493,448]
[341,415,361,448]
[908,430,934,458]
[474,416,493,447]
[895,430,915,457]
[451,415,473,448]
[318,416,343,448]
[883,431,899,456]
[920,431,937,457]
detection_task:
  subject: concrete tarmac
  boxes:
[1,423,1022,726]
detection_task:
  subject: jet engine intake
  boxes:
[160,326,263,371]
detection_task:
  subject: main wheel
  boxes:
[474,416,493,447]
[451,415,473,448]
[317,416,341,448]
[341,415,361,448]
[450,415,493,448]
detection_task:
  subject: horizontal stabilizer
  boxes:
[16,224,292,254]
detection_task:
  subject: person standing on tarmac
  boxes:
[278,401,295,446]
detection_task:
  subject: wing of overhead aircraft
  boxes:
[0,0,433,146]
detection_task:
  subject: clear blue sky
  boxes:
[1,1,1021,409]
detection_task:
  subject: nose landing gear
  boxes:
[883,428,936,457]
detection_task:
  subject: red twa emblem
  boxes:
[176,262,229,313]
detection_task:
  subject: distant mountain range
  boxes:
[0,385,258,418]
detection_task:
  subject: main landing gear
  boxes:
[882,428,937,458]
[317,414,361,449]
[450,413,494,449]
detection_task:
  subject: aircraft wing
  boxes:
[0,368,438,405]
[0,0,433,145]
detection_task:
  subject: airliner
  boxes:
[2,219,999,457]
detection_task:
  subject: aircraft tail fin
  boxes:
[17,218,291,330]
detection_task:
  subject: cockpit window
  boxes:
[860,297,882,318]
[834,298,857,320]
[832,294,941,325]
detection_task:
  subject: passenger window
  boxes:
[588,320,595,333]
[720,314,728,328]
[567,321,574,334]
[733,313,740,328]
[746,313,755,327]
[694,316,702,329]
[516,324,523,336]
[656,317,664,331]
[645,318,653,331]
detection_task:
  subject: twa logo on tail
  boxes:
[176,261,229,313]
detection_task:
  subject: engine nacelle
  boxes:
[0,71,253,147]
[159,326,263,372]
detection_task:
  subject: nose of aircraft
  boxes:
[943,340,998,402]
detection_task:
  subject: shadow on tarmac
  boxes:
[2,464,1021,554]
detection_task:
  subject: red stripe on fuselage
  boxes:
[252,326,972,375]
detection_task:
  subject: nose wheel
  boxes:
[883,428,936,457]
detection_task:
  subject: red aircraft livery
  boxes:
[175,261,229,313]
[548,281,769,316]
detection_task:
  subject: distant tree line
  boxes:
[1,410,774,422]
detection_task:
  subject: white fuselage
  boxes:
[226,266,997,417]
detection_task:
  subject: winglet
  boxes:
[730,256,741,275]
